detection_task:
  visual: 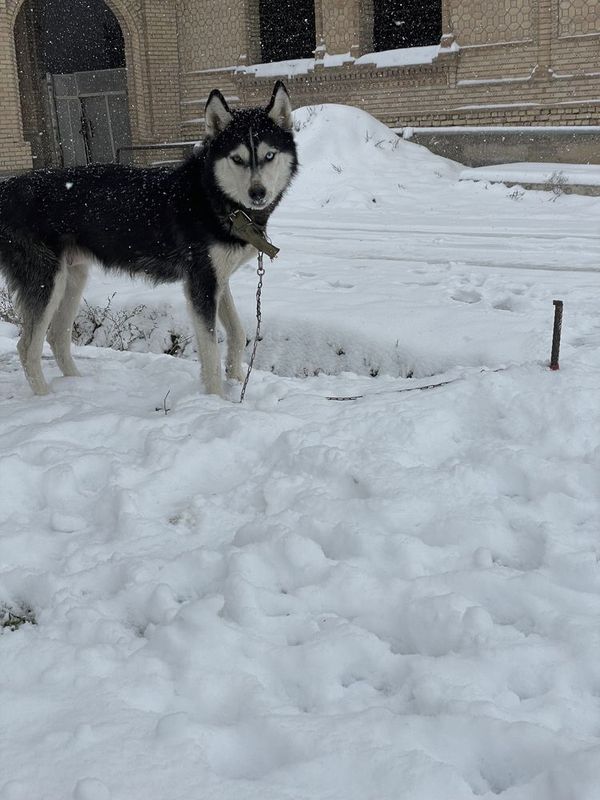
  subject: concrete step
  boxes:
[180,68,239,137]
[459,162,600,196]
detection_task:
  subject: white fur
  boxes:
[47,254,89,378]
[15,247,94,395]
[205,93,233,138]
[185,290,223,396]
[209,241,256,285]
[218,284,246,382]
[213,149,295,210]
[186,242,256,396]
[17,265,68,395]
[268,85,294,131]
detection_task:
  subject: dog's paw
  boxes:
[226,365,246,383]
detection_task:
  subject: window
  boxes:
[373,0,442,51]
[259,0,316,63]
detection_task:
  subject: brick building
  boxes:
[1,0,598,174]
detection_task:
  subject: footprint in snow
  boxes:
[328,281,355,290]
[492,297,516,312]
[451,289,482,304]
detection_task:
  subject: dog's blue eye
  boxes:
[265,152,276,162]
[231,155,244,165]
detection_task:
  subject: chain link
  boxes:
[239,252,265,403]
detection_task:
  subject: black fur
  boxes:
[0,82,298,394]
[0,114,297,310]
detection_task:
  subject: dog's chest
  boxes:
[209,242,256,285]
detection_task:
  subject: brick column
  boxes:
[440,0,455,48]
[322,0,373,58]
[241,0,261,66]
[141,0,181,141]
[0,5,33,173]
[533,0,553,80]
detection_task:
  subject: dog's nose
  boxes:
[249,184,266,203]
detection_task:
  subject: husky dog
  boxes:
[0,80,297,397]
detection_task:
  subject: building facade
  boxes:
[1,0,599,174]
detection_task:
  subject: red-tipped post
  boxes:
[550,300,563,371]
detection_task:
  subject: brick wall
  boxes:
[226,0,599,132]
[0,1,33,172]
[1,0,599,175]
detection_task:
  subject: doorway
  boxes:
[14,0,132,168]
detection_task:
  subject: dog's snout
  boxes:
[249,184,266,203]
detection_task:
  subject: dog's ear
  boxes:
[266,81,293,131]
[205,89,233,138]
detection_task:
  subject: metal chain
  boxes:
[239,252,265,403]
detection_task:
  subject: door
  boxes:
[49,68,132,166]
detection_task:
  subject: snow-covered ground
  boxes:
[1,105,600,800]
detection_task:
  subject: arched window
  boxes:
[259,0,316,63]
[373,0,442,51]
[21,0,126,74]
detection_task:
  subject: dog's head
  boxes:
[204,81,298,212]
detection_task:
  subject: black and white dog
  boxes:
[0,81,298,397]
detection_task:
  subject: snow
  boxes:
[354,44,440,68]
[457,76,532,86]
[239,45,440,77]
[241,56,315,78]
[2,104,600,800]
[460,162,600,188]
[400,125,600,133]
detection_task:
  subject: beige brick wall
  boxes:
[558,0,598,36]
[321,0,367,56]
[141,0,181,141]
[0,1,32,172]
[451,0,534,46]
[177,0,249,72]
[1,0,599,174]
[230,0,599,132]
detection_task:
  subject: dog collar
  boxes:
[228,210,280,259]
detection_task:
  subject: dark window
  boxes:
[36,0,125,74]
[373,0,442,51]
[259,0,316,63]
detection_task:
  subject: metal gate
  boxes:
[48,68,132,167]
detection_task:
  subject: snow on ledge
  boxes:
[354,44,441,68]
[459,162,600,187]
[238,45,442,78]
[240,57,314,78]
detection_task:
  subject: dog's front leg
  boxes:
[218,283,246,382]
[185,273,223,396]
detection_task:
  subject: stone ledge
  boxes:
[403,125,600,166]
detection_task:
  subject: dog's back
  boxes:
[1,164,179,265]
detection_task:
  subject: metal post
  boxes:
[550,300,563,370]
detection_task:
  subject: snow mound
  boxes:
[288,104,460,210]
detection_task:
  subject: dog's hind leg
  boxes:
[47,258,89,377]
[17,263,67,395]
[218,283,246,382]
